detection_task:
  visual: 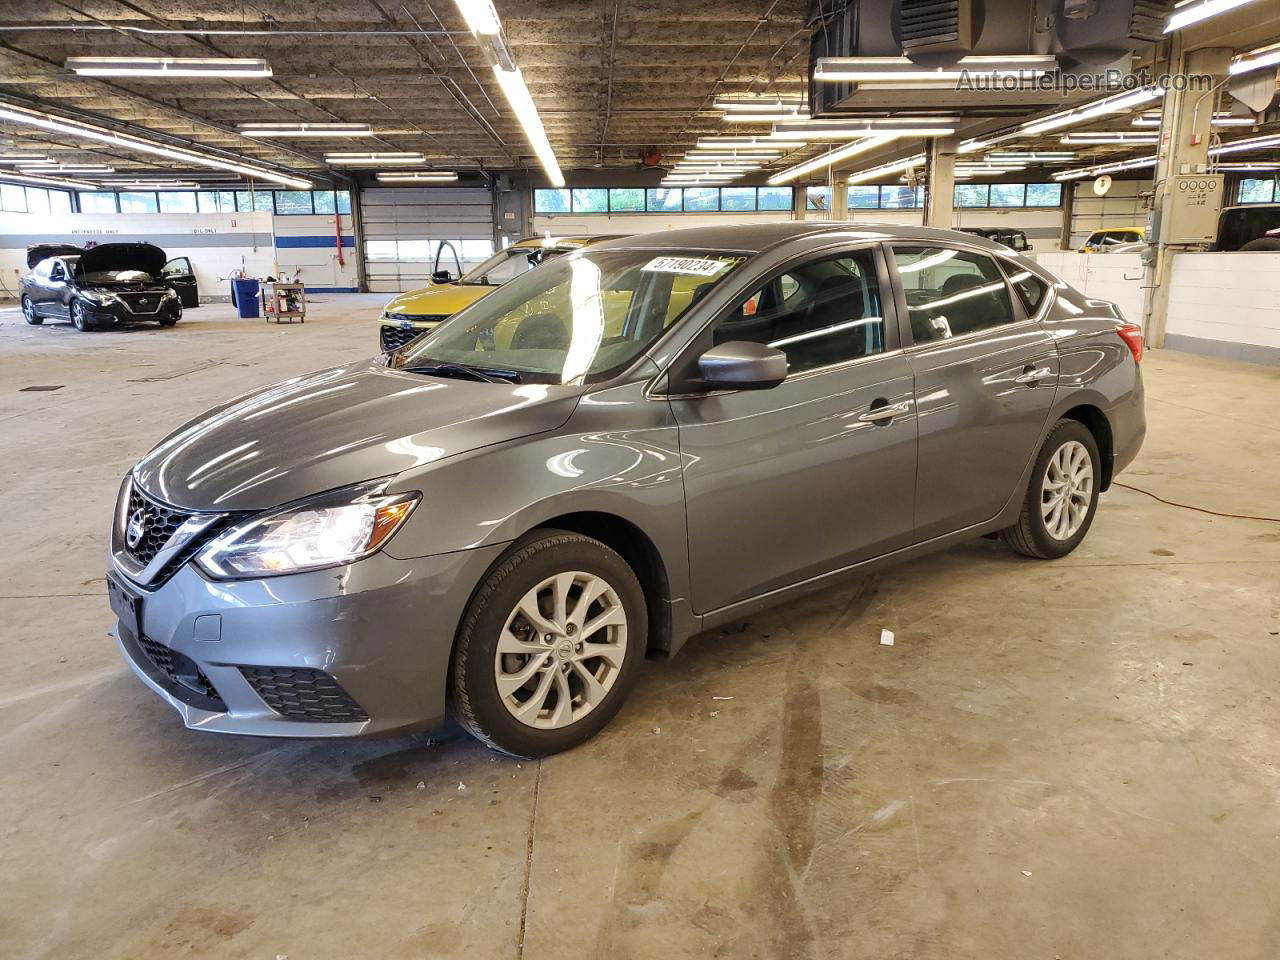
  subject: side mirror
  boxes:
[696,341,787,391]
[431,270,455,285]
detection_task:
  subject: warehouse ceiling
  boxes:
[0,1,1276,189]
[0,0,810,183]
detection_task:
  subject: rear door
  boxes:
[669,243,917,614]
[887,243,1057,543]
[161,257,199,307]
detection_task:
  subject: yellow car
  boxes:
[378,235,623,351]
[1078,227,1146,252]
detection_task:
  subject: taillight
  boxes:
[1116,322,1144,364]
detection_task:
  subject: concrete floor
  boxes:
[1,295,1278,960]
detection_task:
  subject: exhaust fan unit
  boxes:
[899,0,982,63]
[1056,0,1174,62]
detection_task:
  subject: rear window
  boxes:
[1002,262,1050,314]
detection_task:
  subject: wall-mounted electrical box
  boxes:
[1160,174,1225,244]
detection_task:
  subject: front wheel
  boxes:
[71,300,94,332]
[1000,419,1101,559]
[158,304,181,328]
[449,531,647,758]
[21,296,41,325]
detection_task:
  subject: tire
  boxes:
[1240,237,1280,252]
[159,304,181,328]
[1000,419,1101,559]
[449,530,647,758]
[71,300,94,332]
[21,296,41,325]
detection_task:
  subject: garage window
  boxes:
[158,191,197,213]
[1024,183,1062,207]
[608,188,644,212]
[119,191,159,213]
[989,184,1026,208]
[849,186,880,209]
[720,187,755,211]
[757,186,792,210]
[236,191,274,213]
[79,191,117,213]
[571,188,608,213]
[954,184,989,208]
[312,190,336,214]
[646,188,682,212]
[1238,178,1277,204]
[879,185,923,208]
[365,240,399,260]
[534,188,571,213]
[49,190,72,214]
[274,191,314,215]
[1,183,27,212]
[197,191,236,213]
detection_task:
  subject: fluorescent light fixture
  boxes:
[958,130,1023,154]
[0,152,50,161]
[684,152,780,162]
[723,113,813,124]
[492,66,564,187]
[1053,155,1157,181]
[814,55,1057,85]
[713,96,806,113]
[771,118,958,139]
[0,170,97,189]
[1061,132,1160,145]
[375,171,460,183]
[1165,0,1261,33]
[987,151,1076,161]
[19,164,115,173]
[0,102,310,188]
[66,57,272,78]
[768,136,897,185]
[1132,110,1253,127]
[239,122,375,137]
[1020,87,1164,137]
[1214,163,1280,171]
[846,153,926,184]
[101,180,200,187]
[324,152,427,165]
[453,0,502,35]
[1210,133,1280,155]
[697,136,807,150]
[1230,42,1280,76]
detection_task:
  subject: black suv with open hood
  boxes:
[20,242,198,332]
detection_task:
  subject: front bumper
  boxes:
[86,297,180,325]
[109,542,507,737]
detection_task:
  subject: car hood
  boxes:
[132,358,582,512]
[26,243,82,268]
[80,242,167,277]
[382,282,494,319]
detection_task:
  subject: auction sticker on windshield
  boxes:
[641,256,733,276]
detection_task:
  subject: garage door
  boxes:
[360,186,496,293]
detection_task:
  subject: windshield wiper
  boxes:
[402,362,521,384]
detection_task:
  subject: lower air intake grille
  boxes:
[241,666,369,722]
[133,632,226,710]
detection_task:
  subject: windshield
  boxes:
[459,245,572,286]
[397,248,748,384]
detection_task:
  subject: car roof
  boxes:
[584,221,1016,256]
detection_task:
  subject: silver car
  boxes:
[107,223,1145,758]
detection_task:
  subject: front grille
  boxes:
[116,291,165,315]
[131,631,227,711]
[380,325,424,352]
[125,487,195,566]
[241,667,369,722]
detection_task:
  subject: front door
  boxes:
[45,259,72,318]
[887,244,1057,542]
[161,257,199,307]
[669,244,917,615]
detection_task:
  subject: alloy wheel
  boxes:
[494,571,628,730]
[1041,439,1094,540]
[22,297,36,323]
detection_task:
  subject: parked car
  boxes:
[107,223,1145,757]
[21,242,197,331]
[1078,227,1146,252]
[377,234,622,352]
[1214,204,1280,251]
[957,226,1032,252]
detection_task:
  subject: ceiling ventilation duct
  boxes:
[1055,0,1174,64]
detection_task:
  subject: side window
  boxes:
[1002,262,1050,315]
[710,249,885,374]
[892,247,1016,343]
[34,259,51,279]
[162,257,192,277]
[49,260,65,280]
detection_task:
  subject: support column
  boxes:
[923,136,958,229]
[1060,180,1076,250]
[830,181,849,221]
[791,184,806,221]
[1143,43,1232,347]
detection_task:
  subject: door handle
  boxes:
[858,400,911,423]
[1015,365,1051,385]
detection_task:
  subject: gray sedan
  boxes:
[106,223,1145,758]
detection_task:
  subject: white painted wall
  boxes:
[1165,252,1280,362]
[1034,251,1146,325]
[0,208,357,300]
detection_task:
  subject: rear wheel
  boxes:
[71,300,94,332]
[21,296,41,325]
[1000,419,1101,559]
[449,530,646,758]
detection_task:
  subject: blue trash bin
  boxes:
[232,279,260,318]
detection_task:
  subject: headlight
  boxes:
[196,480,420,579]
[83,290,119,304]
[163,288,179,300]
